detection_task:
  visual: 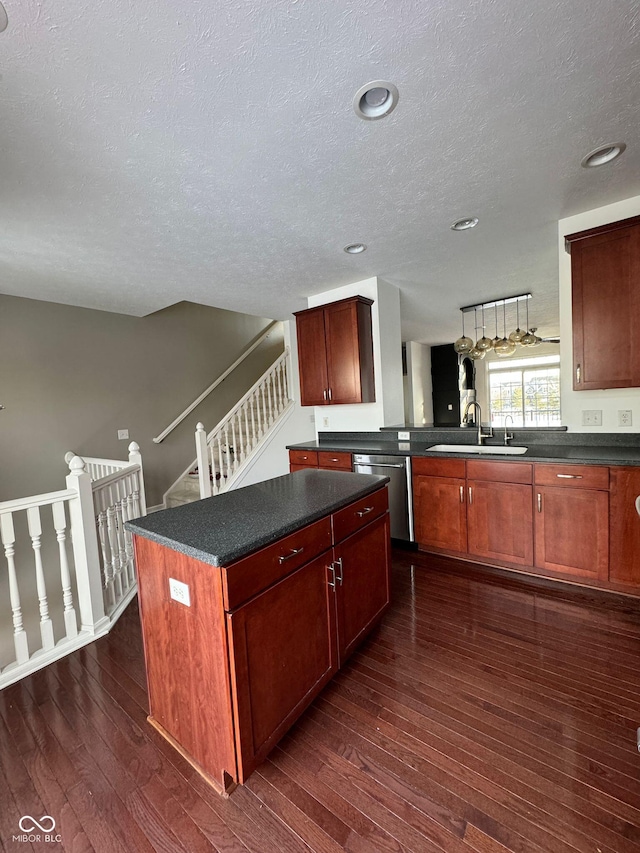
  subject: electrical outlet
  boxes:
[117,428,129,440]
[619,410,633,427]
[398,431,410,440]
[581,410,602,426]
[169,578,190,607]
[323,417,329,428]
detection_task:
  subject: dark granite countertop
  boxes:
[288,437,640,466]
[125,469,389,567]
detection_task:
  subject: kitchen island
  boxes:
[126,469,391,795]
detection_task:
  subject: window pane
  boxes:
[489,365,561,427]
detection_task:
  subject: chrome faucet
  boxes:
[503,414,514,445]
[463,401,493,445]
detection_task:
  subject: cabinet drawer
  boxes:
[318,451,352,470]
[332,486,388,544]
[289,449,318,466]
[222,517,332,610]
[412,457,466,478]
[466,460,532,485]
[534,464,609,490]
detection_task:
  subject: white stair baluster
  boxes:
[195,423,212,499]
[106,497,123,601]
[96,490,115,608]
[52,501,78,640]
[275,362,284,413]
[243,403,251,454]
[114,480,129,592]
[26,506,55,651]
[260,385,267,436]
[0,513,30,664]
[236,409,246,466]
[249,391,257,447]
[230,416,239,472]
[216,435,224,494]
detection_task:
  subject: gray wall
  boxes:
[0,295,283,506]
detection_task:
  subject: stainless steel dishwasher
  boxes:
[352,454,414,542]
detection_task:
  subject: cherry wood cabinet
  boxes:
[412,457,467,553]
[289,448,352,473]
[609,467,640,586]
[466,460,533,567]
[133,484,389,794]
[294,296,375,406]
[565,216,640,390]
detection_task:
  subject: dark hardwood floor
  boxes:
[2,550,640,852]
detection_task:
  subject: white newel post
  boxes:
[196,423,213,499]
[127,441,147,515]
[66,456,108,634]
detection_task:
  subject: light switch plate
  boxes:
[117,428,129,440]
[398,442,411,451]
[581,409,602,426]
[398,431,410,440]
[169,578,191,607]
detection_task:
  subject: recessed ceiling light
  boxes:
[344,243,367,254]
[353,81,399,120]
[450,217,479,231]
[0,2,8,32]
[581,143,626,168]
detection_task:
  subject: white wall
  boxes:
[232,320,317,487]
[307,277,404,432]
[405,341,433,425]
[559,195,640,432]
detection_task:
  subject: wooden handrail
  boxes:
[152,320,280,444]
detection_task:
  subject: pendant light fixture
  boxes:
[468,309,486,360]
[454,310,473,354]
[475,305,493,352]
[457,293,532,360]
[509,299,525,343]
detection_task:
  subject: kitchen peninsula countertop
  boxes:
[125,468,389,567]
[288,431,640,467]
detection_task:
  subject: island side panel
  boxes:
[133,535,237,788]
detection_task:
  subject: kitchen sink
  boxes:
[427,444,528,455]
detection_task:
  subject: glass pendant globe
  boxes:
[454,335,473,354]
[509,327,525,343]
[495,337,516,357]
[491,335,501,349]
[469,346,486,361]
[475,335,493,351]
[521,330,537,347]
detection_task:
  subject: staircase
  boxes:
[165,349,293,508]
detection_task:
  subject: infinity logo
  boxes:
[19,815,56,833]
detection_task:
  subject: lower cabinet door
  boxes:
[226,553,338,782]
[467,480,533,566]
[609,467,640,586]
[334,513,391,665]
[413,475,467,553]
[534,486,609,580]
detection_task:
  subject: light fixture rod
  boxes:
[460,293,531,314]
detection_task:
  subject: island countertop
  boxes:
[125,468,389,567]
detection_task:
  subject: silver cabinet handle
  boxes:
[323,389,327,401]
[278,547,304,564]
[557,473,583,479]
[460,485,464,503]
[328,387,332,401]
[576,364,581,384]
[635,496,640,517]
[468,487,473,505]
[537,493,542,513]
[327,563,336,589]
[334,557,343,586]
[356,506,374,517]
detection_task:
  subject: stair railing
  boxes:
[195,348,292,498]
[0,443,146,690]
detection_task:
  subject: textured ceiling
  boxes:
[1,0,639,344]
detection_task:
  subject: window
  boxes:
[488,355,561,427]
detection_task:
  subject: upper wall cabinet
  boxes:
[294,296,376,406]
[565,216,640,390]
